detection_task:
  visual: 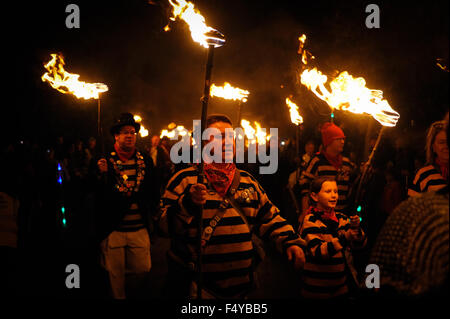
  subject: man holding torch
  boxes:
[158,114,305,299]
[95,113,160,299]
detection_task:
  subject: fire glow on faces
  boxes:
[115,125,137,150]
[311,180,339,211]
[434,130,449,162]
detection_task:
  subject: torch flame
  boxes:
[254,121,270,145]
[160,123,190,139]
[210,82,250,102]
[298,34,314,66]
[166,0,224,48]
[41,53,108,100]
[240,119,270,145]
[300,67,400,127]
[133,115,149,137]
[286,97,303,125]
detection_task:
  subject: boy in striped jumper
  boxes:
[159,114,305,299]
[299,122,356,226]
[299,176,366,299]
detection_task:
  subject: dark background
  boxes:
[0,0,448,302]
[3,0,448,148]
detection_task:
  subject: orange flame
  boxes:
[300,67,399,127]
[133,115,149,137]
[210,82,250,102]
[241,119,270,145]
[298,34,314,66]
[286,97,303,125]
[166,0,222,48]
[160,123,190,139]
[41,53,108,100]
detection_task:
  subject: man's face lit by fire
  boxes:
[207,121,235,163]
[327,138,345,154]
[115,125,137,151]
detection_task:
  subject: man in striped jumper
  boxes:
[96,113,159,299]
[159,114,305,299]
[299,122,356,225]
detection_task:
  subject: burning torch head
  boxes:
[204,29,226,48]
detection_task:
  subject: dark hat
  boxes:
[110,113,141,136]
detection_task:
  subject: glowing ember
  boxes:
[210,82,250,102]
[286,97,303,125]
[300,67,399,127]
[166,0,224,48]
[436,58,449,72]
[41,53,108,100]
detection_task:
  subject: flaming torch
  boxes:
[297,35,400,218]
[41,53,109,154]
[164,0,225,299]
[210,82,250,125]
[133,115,149,138]
[286,97,304,156]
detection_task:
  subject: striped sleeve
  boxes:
[299,156,320,195]
[159,167,199,233]
[336,214,367,249]
[300,215,343,260]
[242,172,305,252]
[408,165,447,197]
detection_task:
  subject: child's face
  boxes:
[311,181,338,210]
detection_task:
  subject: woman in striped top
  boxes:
[299,176,366,299]
[408,120,448,196]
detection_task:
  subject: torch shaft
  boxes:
[237,101,242,127]
[353,126,385,213]
[197,44,215,299]
[97,98,105,155]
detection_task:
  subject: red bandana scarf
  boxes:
[307,206,338,223]
[322,151,343,170]
[436,158,449,181]
[114,143,136,162]
[203,163,236,197]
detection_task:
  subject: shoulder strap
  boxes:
[200,168,242,249]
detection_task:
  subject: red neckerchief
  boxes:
[203,163,236,198]
[322,150,343,170]
[436,158,449,181]
[307,206,338,223]
[114,143,136,162]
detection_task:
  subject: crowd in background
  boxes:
[0,118,446,298]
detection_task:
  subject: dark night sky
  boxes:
[3,0,449,148]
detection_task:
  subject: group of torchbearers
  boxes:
[91,110,448,300]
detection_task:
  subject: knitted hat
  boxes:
[321,122,345,148]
